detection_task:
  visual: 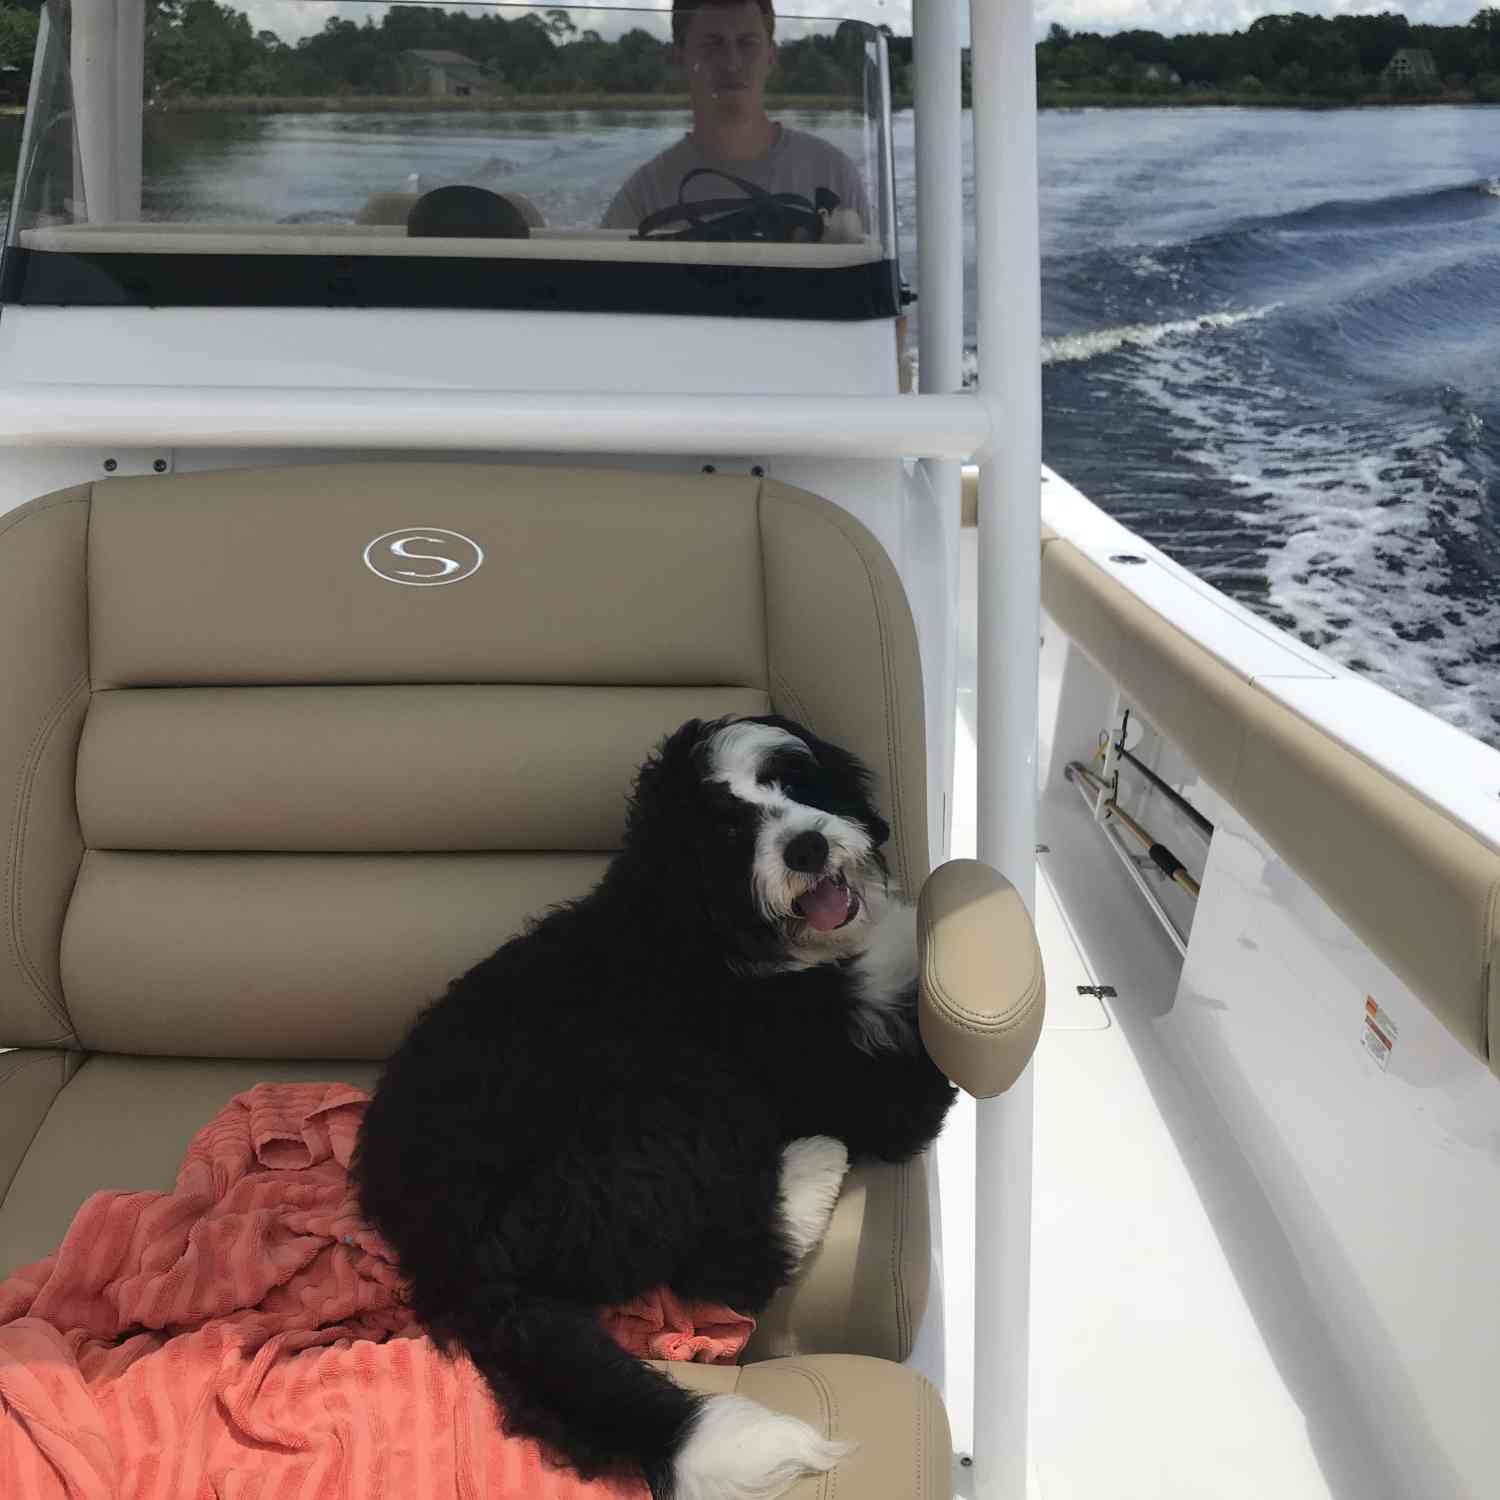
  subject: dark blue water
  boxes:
[900,107,1500,745]
[4,104,1498,741]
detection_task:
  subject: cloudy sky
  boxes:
[244,0,1486,47]
[1032,0,1485,32]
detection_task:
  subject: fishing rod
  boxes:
[1111,741,1215,841]
[1066,760,1202,900]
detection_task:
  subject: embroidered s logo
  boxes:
[363,528,484,587]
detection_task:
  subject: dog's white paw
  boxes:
[674,1393,854,1500]
[777,1136,849,1264]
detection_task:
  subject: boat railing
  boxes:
[0,388,991,459]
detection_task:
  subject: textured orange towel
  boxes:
[0,1082,754,1499]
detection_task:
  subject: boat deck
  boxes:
[928,533,1382,1500]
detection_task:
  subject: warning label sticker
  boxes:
[1362,996,1398,1070]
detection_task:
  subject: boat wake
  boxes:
[1036,173,1500,746]
[1041,307,1278,367]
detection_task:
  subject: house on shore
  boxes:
[1382,48,1437,85]
[401,50,490,98]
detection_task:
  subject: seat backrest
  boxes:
[2,463,927,1062]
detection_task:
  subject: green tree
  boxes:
[0,1,39,72]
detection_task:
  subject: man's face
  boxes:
[678,1,775,121]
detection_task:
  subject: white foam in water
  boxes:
[1040,306,1279,367]
[1123,336,1500,747]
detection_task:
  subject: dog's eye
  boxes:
[775,768,828,813]
[761,750,821,803]
[706,789,753,832]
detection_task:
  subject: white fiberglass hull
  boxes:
[933,482,1500,1500]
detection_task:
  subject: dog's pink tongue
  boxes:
[798,878,851,932]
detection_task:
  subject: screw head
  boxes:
[153,459,168,473]
[1110,553,1147,565]
[102,458,118,473]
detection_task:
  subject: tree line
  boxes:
[1036,9,1500,102]
[2,2,1500,106]
[0,1,882,100]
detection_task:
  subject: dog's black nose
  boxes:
[783,830,829,874]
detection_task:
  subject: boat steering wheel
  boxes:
[634,169,840,244]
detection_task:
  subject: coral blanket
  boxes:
[0,1082,753,1499]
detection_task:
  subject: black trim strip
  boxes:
[0,248,901,321]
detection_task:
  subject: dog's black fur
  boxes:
[354,715,957,1498]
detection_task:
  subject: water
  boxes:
[1003,108,1500,747]
[2,104,1497,743]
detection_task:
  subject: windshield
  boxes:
[3,0,899,318]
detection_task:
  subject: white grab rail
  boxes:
[0,386,992,459]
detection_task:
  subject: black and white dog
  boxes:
[354,715,957,1500]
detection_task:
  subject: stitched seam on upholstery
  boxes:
[774,1364,841,1500]
[856,535,908,894]
[780,493,910,892]
[770,671,816,730]
[915,1371,927,1500]
[0,1050,68,1204]
[920,895,1043,1031]
[0,1052,58,1092]
[1485,878,1499,1064]
[0,490,88,546]
[754,479,773,698]
[928,991,1042,1036]
[84,482,96,696]
[893,1158,911,1359]
[930,962,1044,1027]
[1,494,90,1043]
[6,675,88,1036]
[762,486,915,887]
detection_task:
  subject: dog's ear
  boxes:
[624,717,725,839]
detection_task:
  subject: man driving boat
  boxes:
[601,0,871,235]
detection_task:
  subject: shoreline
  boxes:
[143,92,868,114]
[1036,89,1488,109]
[8,93,1492,119]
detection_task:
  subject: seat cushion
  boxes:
[661,1355,951,1500]
[0,1054,930,1367]
[0,1053,382,1273]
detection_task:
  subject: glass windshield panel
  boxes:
[8,0,895,264]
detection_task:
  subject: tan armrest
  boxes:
[917,859,1045,1098]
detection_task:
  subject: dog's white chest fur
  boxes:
[847,901,919,1051]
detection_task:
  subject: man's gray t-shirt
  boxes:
[602,125,871,233]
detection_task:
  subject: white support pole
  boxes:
[116,0,145,220]
[970,0,1041,1497]
[914,0,966,864]
[914,0,964,399]
[71,0,119,223]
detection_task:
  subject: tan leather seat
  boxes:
[0,463,1043,1496]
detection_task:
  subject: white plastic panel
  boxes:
[1169,806,1500,1500]
[0,305,900,396]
